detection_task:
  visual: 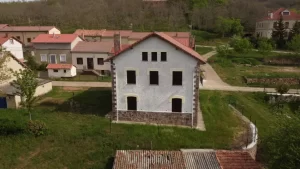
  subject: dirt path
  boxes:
[15,147,41,169]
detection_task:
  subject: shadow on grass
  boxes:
[38,87,112,117]
[105,157,115,169]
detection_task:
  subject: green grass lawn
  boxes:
[192,30,230,46]
[196,47,214,55]
[52,75,112,82]
[0,88,246,169]
[209,51,300,87]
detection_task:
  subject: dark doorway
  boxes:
[0,97,7,109]
[87,58,94,69]
[172,98,182,112]
[127,97,137,111]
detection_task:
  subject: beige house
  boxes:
[32,34,83,65]
[256,8,300,38]
[71,41,114,75]
[0,53,52,109]
[0,25,60,47]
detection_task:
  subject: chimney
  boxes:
[114,33,121,54]
[189,34,194,49]
[268,11,273,19]
[52,32,55,38]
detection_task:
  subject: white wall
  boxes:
[48,67,76,78]
[72,52,111,71]
[114,36,198,113]
[2,38,24,59]
[35,81,53,97]
[70,37,83,49]
[48,27,61,34]
[256,20,297,38]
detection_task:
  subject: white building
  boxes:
[71,41,113,75]
[106,32,206,127]
[46,64,77,78]
[255,8,300,38]
[0,37,23,60]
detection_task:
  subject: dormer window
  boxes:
[282,10,290,16]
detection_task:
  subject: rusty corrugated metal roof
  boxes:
[181,150,221,169]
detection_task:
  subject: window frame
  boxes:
[142,52,148,61]
[151,52,157,62]
[172,71,183,86]
[60,54,67,62]
[161,52,167,62]
[40,54,47,62]
[127,70,136,85]
[149,71,159,85]
[97,58,104,65]
[77,58,83,65]
[53,69,58,73]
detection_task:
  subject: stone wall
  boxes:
[245,77,300,85]
[112,111,193,127]
[264,58,300,66]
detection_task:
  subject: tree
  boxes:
[276,84,289,95]
[230,35,252,53]
[216,44,231,57]
[287,34,300,53]
[289,21,300,40]
[272,15,287,49]
[216,17,244,37]
[258,38,273,54]
[261,119,300,169]
[0,49,11,84]
[10,69,38,120]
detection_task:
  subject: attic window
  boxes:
[9,39,13,44]
[282,11,290,16]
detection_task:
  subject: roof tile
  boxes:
[216,151,262,169]
[46,64,74,69]
[72,41,113,53]
[0,26,56,32]
[32,34,79,44]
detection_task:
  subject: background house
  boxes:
[0,54,52,109]
[0,25,60,47]
[32,34,83,65]
[71,41,114,75]
[107,32,206,127]
[255,8,300,38]
[46,64,76,78]
[0,36,23,60]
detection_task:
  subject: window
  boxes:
[9,39,13,44]
[161,52,167,61]
[173,71,182,86]
[53,69,58,73]
[172,98,182,112]
[285,22,289,29]
[97,58,104,65]
[40,54,47,62]
[60,54,66,62]
[142,52,148,61]
[151,52,157,61]
[27,38,31,43]
[101,70,105,75]
[127,70,136,84]
[282,11,290,16]
[16,36,20,40]
[77,58,83,65]
[49,54,56,64]
[64,70,67,73]
[150,71,159,85]
[127,96,137,111]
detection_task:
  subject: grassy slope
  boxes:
[0,88,244,169]
[196,47,214,55]
[209,51,300,87]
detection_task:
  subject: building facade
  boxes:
[255,8,300,38]
[107,32,206,127]
[0,37,23,60]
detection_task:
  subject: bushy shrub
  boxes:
[0,119,24,135]
[230,36,253,53]
[258,38,273,54]
[38,63,48,71]
[27,120,48,137]
[231,58,260,66]
[216,44,232,57]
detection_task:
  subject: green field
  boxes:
[192,30,230,46]
[0,88,246,169]
[209,51,300,87]
[196,47,214,55]
[52,75,112,82]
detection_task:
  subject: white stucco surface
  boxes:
[72,53,111,71]
[48,28,61,34]
[48,66,76,78]
[2,38,24,59]
[114,36,198,113]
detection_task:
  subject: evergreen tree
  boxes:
[288,21,300,40]
[272,15,287,49]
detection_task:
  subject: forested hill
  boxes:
[0,0,297,33]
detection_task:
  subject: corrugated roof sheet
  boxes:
[182,150,221,169]
[113,150,185,169]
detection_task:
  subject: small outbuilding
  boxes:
[46,64,76,78]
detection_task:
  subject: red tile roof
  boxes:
[0,37,9,45]
[113,150,185,169]
[0,26,56,32]
[46,64,74,69]
[216,151,262,169]
[74,29,133,37]
[0,24,8,29]
[102,30,133,37]
[259,8,300,21]
[73,29,106,36]
[32,34,80,44]
[72,41,114,53]
[106,32,206,64]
